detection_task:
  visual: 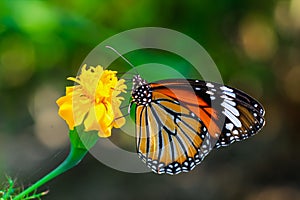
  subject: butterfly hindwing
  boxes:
[135,92,211,174]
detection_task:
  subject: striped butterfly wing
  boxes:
[189,79,265,148]
[132,77,265,174]
[152,79,265,148]
[135,91,212,174]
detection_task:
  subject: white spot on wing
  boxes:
[206,91,214,95]
[222,110,242,128]
[224,98,236,106]
[225,123,234,131]
[233,130,239,135]
[220,86,233,92]
[223,90,236,98]
[206,82,214,88]
[221,101,239,116]
[221,95,233,100]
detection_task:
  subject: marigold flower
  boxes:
[56,64,127,137]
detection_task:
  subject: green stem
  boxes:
[13,146,88,200]
[2,177,14,199]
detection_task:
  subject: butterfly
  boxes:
[130,74,265,175]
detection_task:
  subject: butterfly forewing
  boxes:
[153,79,265,148]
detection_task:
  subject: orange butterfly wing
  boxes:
[135,91,211,174]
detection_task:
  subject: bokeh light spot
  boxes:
[11,1,58,34]
[29,84,68,149]
[274,0,300,35]
[239,16,277,61]
[274,1,291,30]
[290,0,300,28]
[246,186,300,200]
[0,35,35,87]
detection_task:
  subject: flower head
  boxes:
[56,64,127,137]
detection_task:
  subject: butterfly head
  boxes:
[131,75,152,106]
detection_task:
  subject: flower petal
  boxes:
[96,103,114,137]
[84,104,101,132]
[57,97,75,130]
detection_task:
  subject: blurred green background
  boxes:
[1,0,300,199]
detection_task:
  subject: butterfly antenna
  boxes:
[105,45,138,74]
[113,113,130,124]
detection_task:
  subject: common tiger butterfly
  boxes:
[130,75,265,175]
[105,46,265,175]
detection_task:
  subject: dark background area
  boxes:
[1,0,300,199]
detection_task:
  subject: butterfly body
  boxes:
[131,74,265,175]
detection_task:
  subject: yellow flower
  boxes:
[56,64,127,137]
